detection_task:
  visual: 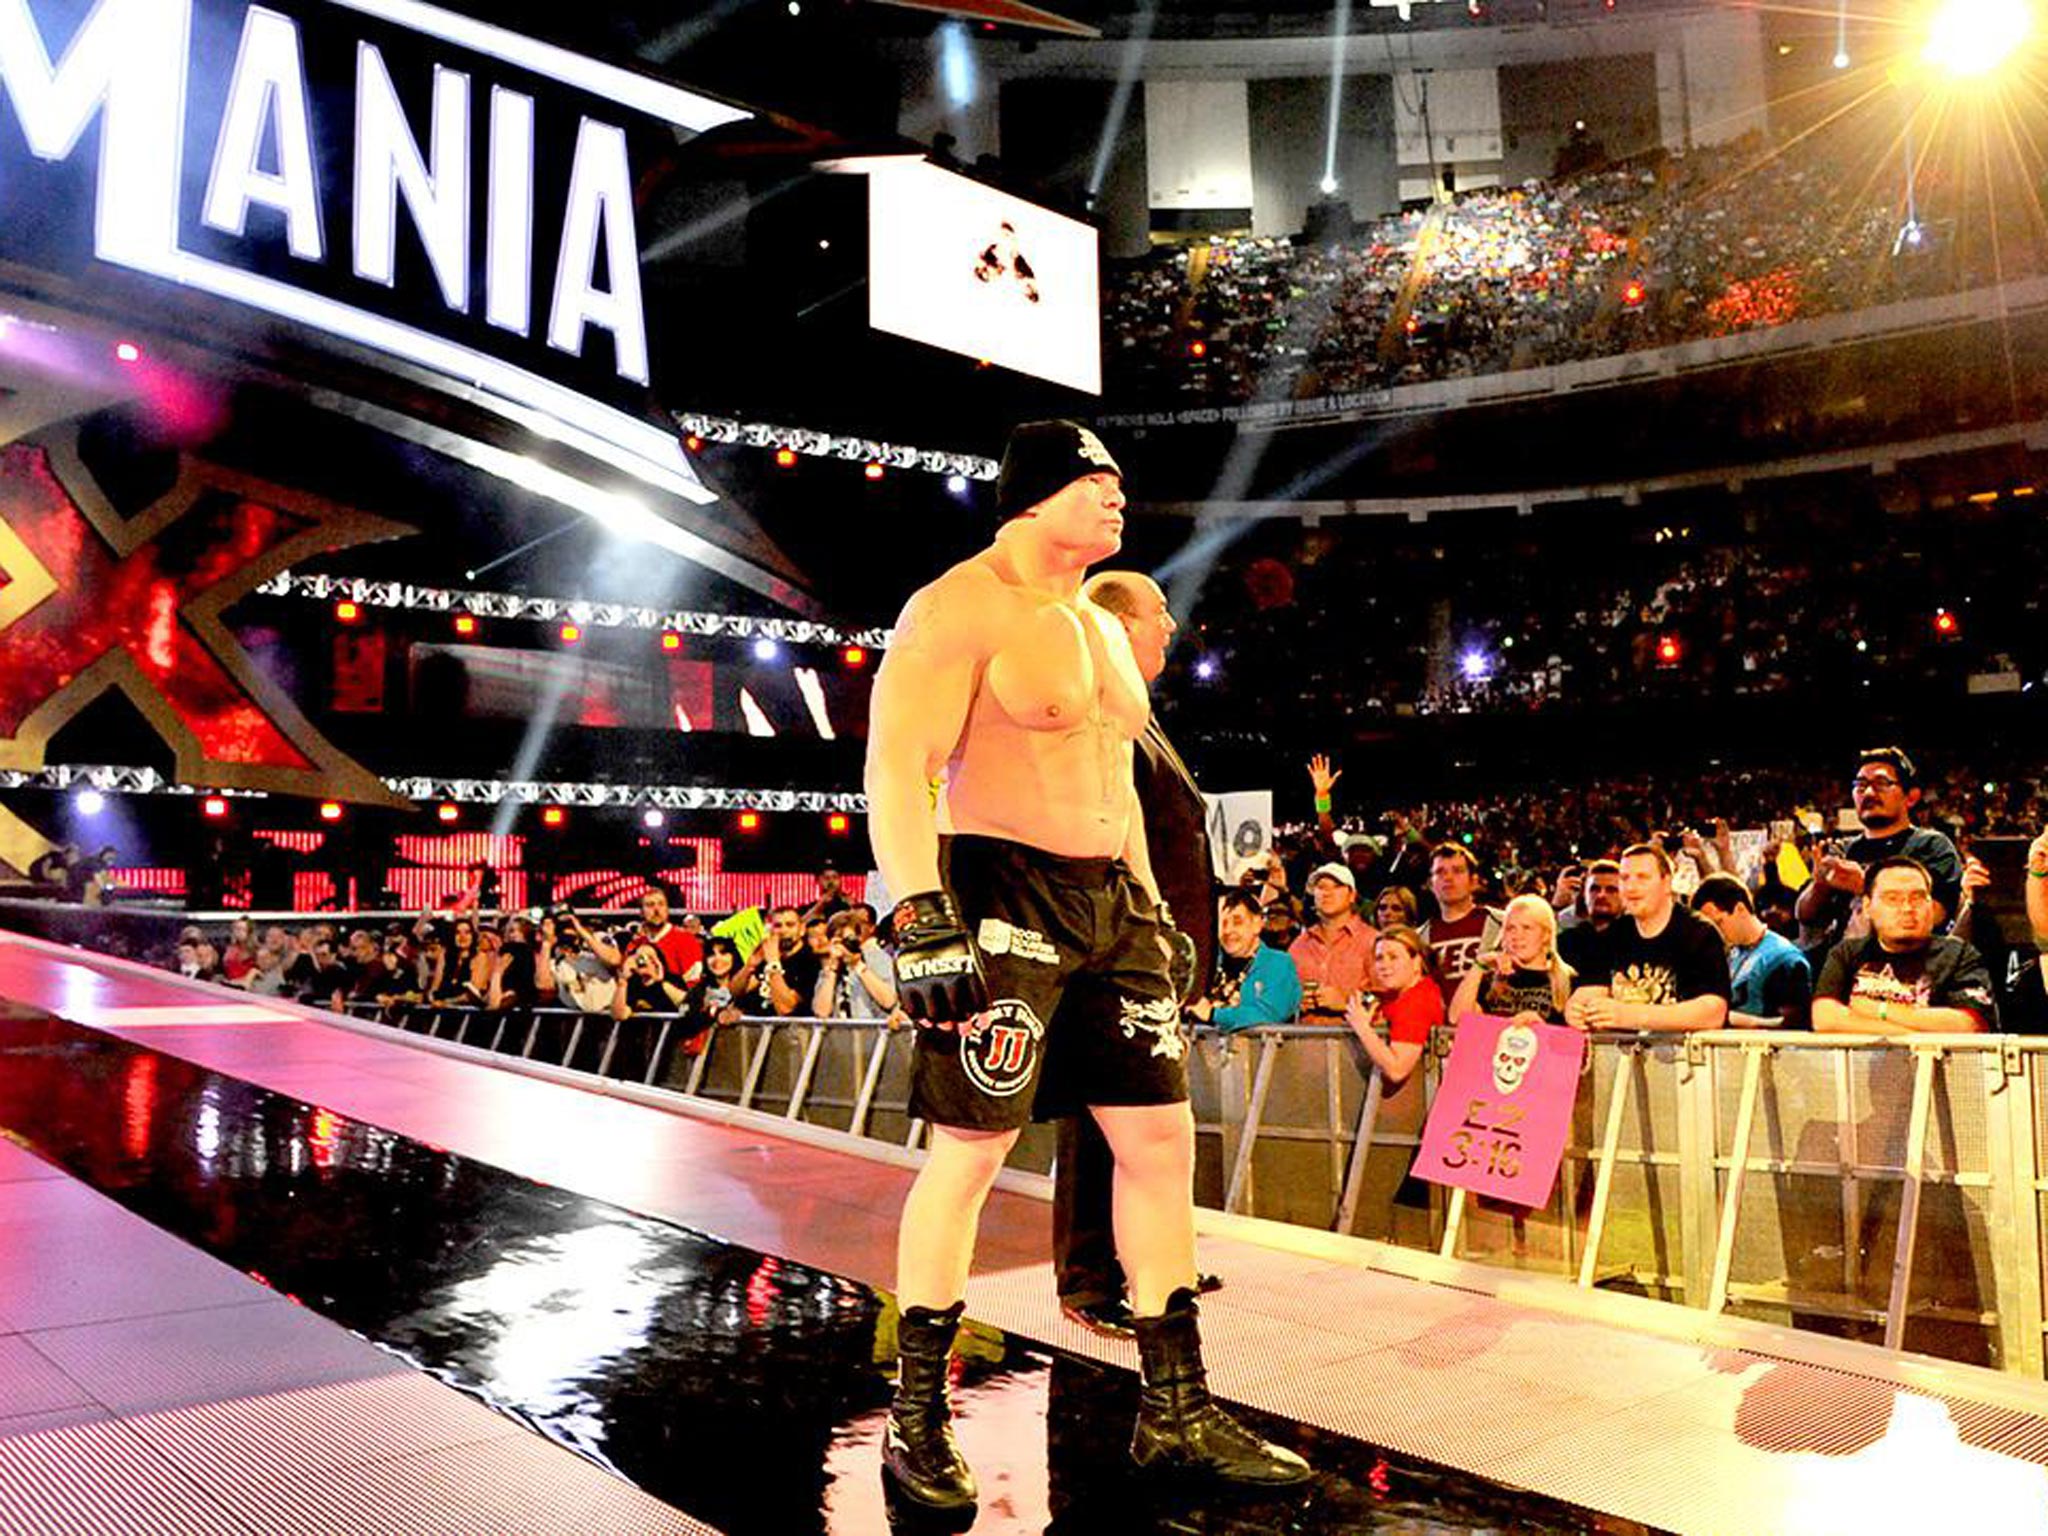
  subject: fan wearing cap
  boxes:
[1290,860,1378,1025]
[865,420,1310,1514]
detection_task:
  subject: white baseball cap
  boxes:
[1308,862,1357,892]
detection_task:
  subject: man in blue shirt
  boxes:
[1693,874,1813,1029]
[1188,891,1302,1032]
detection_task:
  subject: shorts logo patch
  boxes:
[976,919,1058,966]
[961,999,1045,1098]
[1118,995,1188,1062]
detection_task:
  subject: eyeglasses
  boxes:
[1873,890,1931,909]
[1852,775,1902,791]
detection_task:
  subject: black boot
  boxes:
[884,1302,979,1513]
[1130,1287,1312,1486]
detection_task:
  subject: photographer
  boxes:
[813,909,898,1020]
[550,909,618,1015]
[610,941,685,1020]
[486,914,554,1010]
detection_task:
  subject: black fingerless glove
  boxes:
[893,891,992,1024]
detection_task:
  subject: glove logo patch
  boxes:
[961,999,1044,1099]
[977,919,1058,966]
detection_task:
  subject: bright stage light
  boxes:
[753,638,780,662]
[319,801,344,822]
[1922,0,2032,77]
[437,804,460,824]
[642,808,667,830]
[1460,650,1491,681]
[202,796,229,819]
[74,789,106,816]
[114,341,142,364]
[1319,175,1339,196]
[946,474,969,495]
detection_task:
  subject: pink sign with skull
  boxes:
[1413,1013,1587,1206]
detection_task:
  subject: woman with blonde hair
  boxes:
[1449,893,1574,1028]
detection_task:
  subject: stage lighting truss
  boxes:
[0,766,267,798]
[0,765,866,815]
[255,573,893,650]
[673,412,999,483]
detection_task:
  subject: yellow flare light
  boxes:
[1922,0,2032,77]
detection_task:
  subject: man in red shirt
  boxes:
[1289,862,1376,1024]
[592,888,701,986]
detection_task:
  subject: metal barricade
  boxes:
[339,998,2048,1379]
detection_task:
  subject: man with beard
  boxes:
[1796,747,1962,952]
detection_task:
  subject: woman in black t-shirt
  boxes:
[1449,894,1574,1027]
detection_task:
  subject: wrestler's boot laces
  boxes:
[884,1301,979,1511]
[1130,1287,1313,1486]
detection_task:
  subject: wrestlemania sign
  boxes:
[0,0,750,501]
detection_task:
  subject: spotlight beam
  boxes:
[1322,0,1354,197]
[1088,2,1155,200]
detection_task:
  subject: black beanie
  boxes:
[996,420,1122,518]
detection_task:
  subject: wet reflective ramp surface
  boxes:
[0,1003,1644,1535]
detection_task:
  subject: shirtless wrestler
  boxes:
[866,421,1310,1514]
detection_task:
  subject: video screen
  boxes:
[408,646,869,738]
[867,160,1101,394]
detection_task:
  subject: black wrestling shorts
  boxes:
[909,834,1190,1132]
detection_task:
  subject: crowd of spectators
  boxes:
[1160,492,2048,737]
[1103,124,2045,410]
[93,741,2048,1076]
[142,865,898,1082]
[1170,743,2048,1061]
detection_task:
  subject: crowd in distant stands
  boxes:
[1104,125,2043,409]
[1161,494,2048,735]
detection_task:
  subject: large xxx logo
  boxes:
[0,425,408,874]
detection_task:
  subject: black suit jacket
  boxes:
[1135,715,1217,993]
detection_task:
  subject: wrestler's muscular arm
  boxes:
[866,575,994,1022]
[866,580,982,897]
[1120,784,1162,910]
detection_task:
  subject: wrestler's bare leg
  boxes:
[896,1122,1022,1310]
[1088,1101,1198,1316]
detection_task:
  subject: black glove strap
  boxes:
[896,890,967,946]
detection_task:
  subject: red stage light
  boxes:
[1656,635,1682,665]
[201,796,229,819]
[864,462,885,481]
[453,614,477,637]
[661,632,683,651]
[334,600,361,623]
[684,434,703,452]
[1935,609,1959,636]
[774,448,799,468]
[842,645,867,668]
[1623,279,1646,307]
[1189,340,1207,358]
[827,813,850,834]
[318,801,343,822]
[114,341,141,364]
[738,811,762,832]
[436,803,460,824]
[540,807,567,828]
[559,623,582,643]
